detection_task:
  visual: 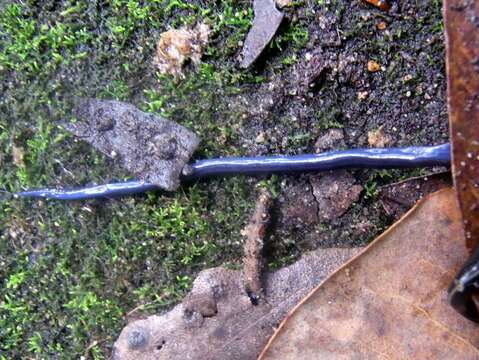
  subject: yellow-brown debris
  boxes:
[368,125,391,148]
[154,23,210,78]
[367,60,381,72]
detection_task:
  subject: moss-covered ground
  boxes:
[0,0,446,358]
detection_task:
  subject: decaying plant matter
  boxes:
[112,247,360,360]
[260,189,479,359]
[242,189,272,304]
[154,23,210,78]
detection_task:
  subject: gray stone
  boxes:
[127,327,149,349]
[64,99,200,191]
[240,0,284,68]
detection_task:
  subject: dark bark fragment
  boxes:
[445,0,479,251]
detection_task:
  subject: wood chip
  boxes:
[363,0,391,11]
[242,189,272,303]
[12,145,25,167]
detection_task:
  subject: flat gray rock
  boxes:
[64,99,200,191]
[240,0,284,68]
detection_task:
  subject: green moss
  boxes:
[0,0,260,357]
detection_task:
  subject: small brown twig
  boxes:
[242,188,272,305]
[84,338,107,360]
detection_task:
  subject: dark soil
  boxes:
[226,0,448,256]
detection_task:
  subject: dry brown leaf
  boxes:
[12,145,25,167]
[260,188,479,359]
[367,60,381,72]
[112,247,361,360]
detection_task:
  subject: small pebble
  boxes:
[357,91,369,100]
[368,126,390,148]
[367,60,381,72]
[276,0,292,8]
[255,132,266,143]
[128,328,149,349]
[377,21,387,30]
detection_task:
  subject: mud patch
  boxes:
[314,128,345,153]
[280,180,318,226]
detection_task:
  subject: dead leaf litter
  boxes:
[154,23,210,78]
[260,189,479,359]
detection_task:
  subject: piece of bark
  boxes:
[64,99,200,191]
[240,0,284,68]
[112,247,361,360]
[379,172,452,220]
[260,189,479,359]
[445,0,479,252]
[242,189,272,303]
